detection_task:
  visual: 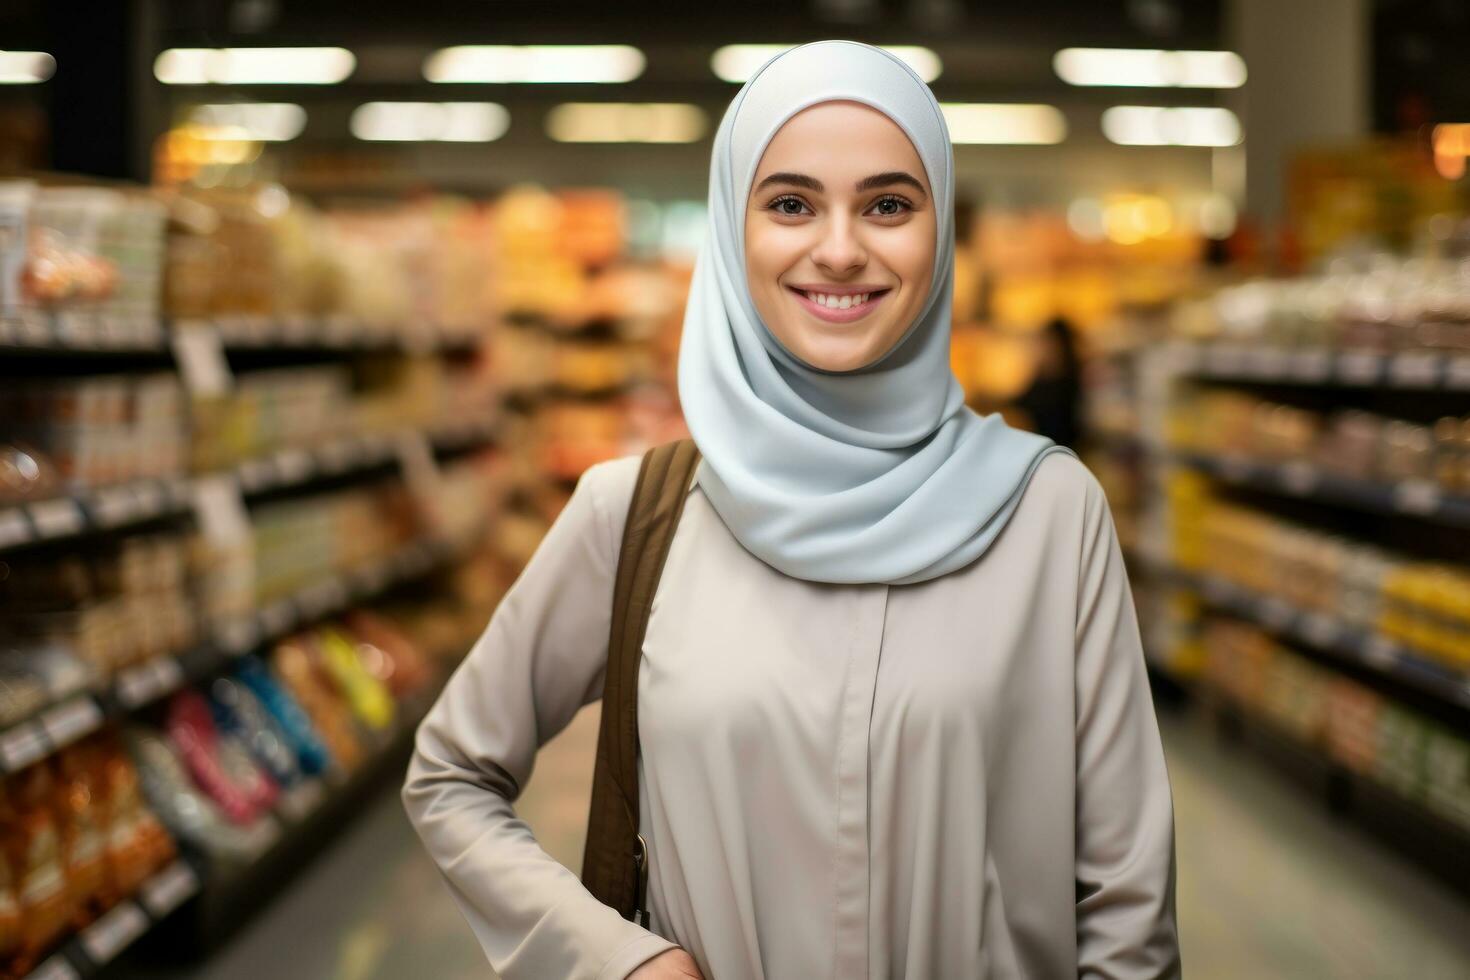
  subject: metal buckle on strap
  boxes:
[633,833,651,928]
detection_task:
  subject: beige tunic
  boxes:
[402,451,1180,979]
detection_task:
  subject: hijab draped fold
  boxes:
[677,40,1074,586]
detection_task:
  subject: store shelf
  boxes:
[0,310,166,353]
[1204,695,1470,895]
[1170,340,1470,390]
[0,311,483,355]
[0,536,455,777]
[1178,569,1470,710]
[21,859,201,980]
[0,417,499,553]
[1173,451,1470,528]
[0,477,195,551]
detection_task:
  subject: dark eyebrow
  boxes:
[753,170,928,200]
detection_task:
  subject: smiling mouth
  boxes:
[785,286,892,323]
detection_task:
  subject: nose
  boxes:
[809,211,866,276]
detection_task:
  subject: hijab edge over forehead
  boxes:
[676,40,1072,586]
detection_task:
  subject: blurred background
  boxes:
[0,1,1468,978]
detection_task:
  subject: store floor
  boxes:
[136,702,1470,980]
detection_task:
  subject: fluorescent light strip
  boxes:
[939,103,1066,145]
[350,102,510,142]
[711,44,941,83]
[0,51,56,84]
[1101,106,1241,147]
[1055,48,1246,88]
[425,45,645,83]
[189,103,307,141]
[546,103,706,143]
[155,47,355,85]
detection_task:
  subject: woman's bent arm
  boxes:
[402,457,678,980]
[1073,474,1182,979]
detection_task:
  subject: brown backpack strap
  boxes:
[581,438,700,924]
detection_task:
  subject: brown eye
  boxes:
[870,195,912,217]
[769,195,808,217]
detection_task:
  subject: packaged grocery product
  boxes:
[53,746,107,924]
[125,728,261,862]
[342,609,430,697]
[210,677,302,790]
[234,657,331,777]
[165,691,276,825]
[0,790,22,964]
[94,736,173,904]
[270,638,363,772]
[313,626,395,732]
[4,765,72,972]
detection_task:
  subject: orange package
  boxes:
[272,636,363,772]
[4,766,73,975]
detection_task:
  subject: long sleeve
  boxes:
[401,457,678,980]
[1072,474,1182,979]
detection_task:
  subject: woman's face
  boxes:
[745,100,937,373]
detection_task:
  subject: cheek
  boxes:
[883,226,936,287]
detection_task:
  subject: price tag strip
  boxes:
[1387,352,1442,388]
[27,499,85,539]
[1289,349,1332,382]
[78,901,149,966]
[277,778,328,823]
[0,722,50,773]
[1278,461,1320,496]
[87,484,143,527]
[115,658,185,710]
[296,577,348,621]
[1336,351,1383,386]
[258,599,298,639]
[22,954,81,980]
[138,860,199,918]
[39,697,105,751]
[1447,357,1470,389]
[1393,480,1442,516]
[0,507,32,549]
[274,448,314,485]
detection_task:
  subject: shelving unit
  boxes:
[1176,570,1470,709]
[0,312,483,356]
[1092,303,1470,892]
[0,417,500,553]
[0,299,504,976]
[1171,452,1470,527]
[1170,340,1470,391]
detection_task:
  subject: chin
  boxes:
[790,333,886,373]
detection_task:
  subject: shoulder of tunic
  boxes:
[1017,450,1103,516]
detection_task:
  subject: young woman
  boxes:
[403,41,1180,980]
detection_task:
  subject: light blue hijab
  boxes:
[677,40,1075,586]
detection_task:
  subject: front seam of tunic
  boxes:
[833,586,889,980]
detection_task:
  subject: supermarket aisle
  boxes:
[155,702,1470,980]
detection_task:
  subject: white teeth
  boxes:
[804,291,872,309]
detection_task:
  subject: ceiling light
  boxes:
[1101,106,1241,146]
[425,45,645,83]
[189,103,307,141]
[350,102,509,142]
[711,44,941,83]
[1054,48,1246,88]
[155,47,355,84]
[0,51,55,84]
[546,103,706,143]
[938,103,1066,144]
